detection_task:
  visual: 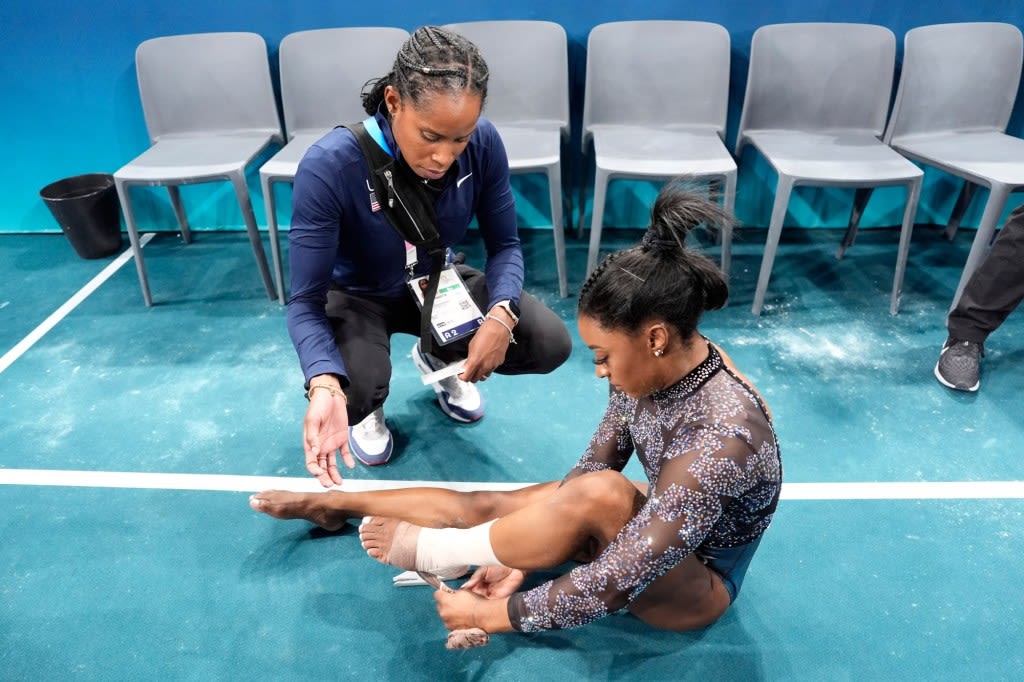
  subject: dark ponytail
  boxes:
[578,180,732,339]
[361,26,489,116]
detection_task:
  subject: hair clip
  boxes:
[618,266,645,284]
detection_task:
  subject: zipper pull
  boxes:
[383,169,395,208]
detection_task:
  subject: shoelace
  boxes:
[947,339,983,359]
[354,409,386,437]
[422,347,474,400]
[438,373,472,400]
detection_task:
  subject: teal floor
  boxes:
[1,223,1023,680]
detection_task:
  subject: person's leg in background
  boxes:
[937,205,1024,391]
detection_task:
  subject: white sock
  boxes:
[415,520,502,573]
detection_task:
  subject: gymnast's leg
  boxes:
[248,481,560,532]
[359,469,643,574]
[624,553,732,632]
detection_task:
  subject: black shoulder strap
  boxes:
[342,120,446,353]
[342,121,443,251]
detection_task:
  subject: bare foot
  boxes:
[249,490,349,531]
[359,516,420,570]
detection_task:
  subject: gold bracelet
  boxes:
[306,384,347,401]
[485,313,516,345]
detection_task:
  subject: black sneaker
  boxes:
[934,338,983,392]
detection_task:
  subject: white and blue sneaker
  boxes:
[348,407,394,466]
[412,341,485,423]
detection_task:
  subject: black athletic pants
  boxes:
[947,204,1024,345]
[325,265,572,423]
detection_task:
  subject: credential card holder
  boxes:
[407,265,484,347]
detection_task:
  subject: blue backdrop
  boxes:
[2,1,1022,235]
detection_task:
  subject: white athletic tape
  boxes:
[419,359,467,385]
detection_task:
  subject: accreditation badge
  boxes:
[407,265,484,346]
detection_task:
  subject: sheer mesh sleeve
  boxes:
[507,348,781,633]
[561,390,635,485]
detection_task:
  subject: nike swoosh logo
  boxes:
[456,173,473,188]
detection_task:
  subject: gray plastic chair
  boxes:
[883,22,1024,311]
[580,20,736,279]
[113,32,283,306]
[260,27,409,303]
[444,20,570,298]
[736,23,923,315]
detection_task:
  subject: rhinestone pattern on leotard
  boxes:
[510,343,782,632]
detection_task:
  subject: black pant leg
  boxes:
[325,289,419,423]
[947,204,1024,344]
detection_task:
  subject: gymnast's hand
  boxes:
[461,566,526,599]
[302,376,353,487]
[434,585,513,634]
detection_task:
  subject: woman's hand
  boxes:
[461,566,526,599]
[302,375,353,487]
[459,307,515,382]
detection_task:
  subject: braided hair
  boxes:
[578,180,731,341]
[362,26,489,116]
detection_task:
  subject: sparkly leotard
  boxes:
[506,343,782,632]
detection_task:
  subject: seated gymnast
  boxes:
[250,182,783,639]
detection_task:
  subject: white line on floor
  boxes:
[0,469,526,493]
[0,234,154,375]
[1,468,1023,500]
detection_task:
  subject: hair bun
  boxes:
[640,230,679,254]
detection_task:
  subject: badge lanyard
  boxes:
[364,117,484,346]
[406,246,484,346]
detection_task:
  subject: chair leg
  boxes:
[944,181,977,241]
[950,184,1009,311]
[752,177,794,316]
[230,173,276,300]
[167,185,192,244]
[838,187,874,259]
[546,165,569,298]
[585,168,610,277]
[889,177,921,315]
[262,174,287,305]
[576,159,589,241]
[708,178,724,245]
[115,179,153,307]
[560,144,574,238]
[720,171,737,281]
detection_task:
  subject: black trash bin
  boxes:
[39,173,123,259]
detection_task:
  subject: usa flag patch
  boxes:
[366,179,380,212]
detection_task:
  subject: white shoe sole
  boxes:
[933,360,979,392]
